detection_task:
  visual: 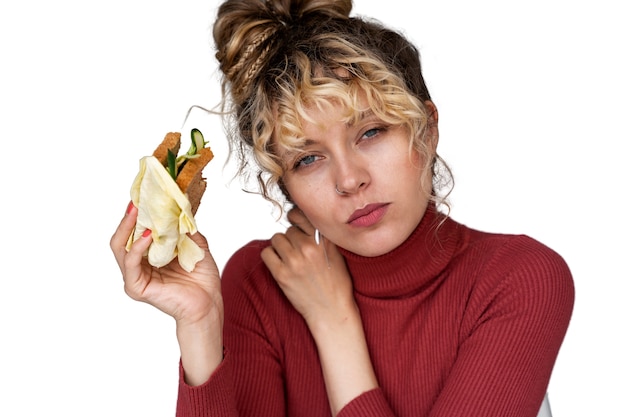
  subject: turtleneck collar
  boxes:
[340,204,465,298]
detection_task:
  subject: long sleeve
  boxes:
[428,235,575,417]
[176,352,237,417]
[341,210,574,417]
[175,209,574,417]
[176,240,291,417]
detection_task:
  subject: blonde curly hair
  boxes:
[213,0,453,209]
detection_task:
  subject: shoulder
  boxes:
[221,239,273,290]
[467,231,572,285]
[220,239,298,310]
[459,229,575,322]
[224,239,272,269]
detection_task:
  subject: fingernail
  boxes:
[142,229,152,238]
[126,201,135,215]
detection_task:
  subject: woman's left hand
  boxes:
[260,207,356,328]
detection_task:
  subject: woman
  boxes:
[110,0,574,416]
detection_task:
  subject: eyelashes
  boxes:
[288,125,389,171]
[362,127,383,139]
[294,154,320,169]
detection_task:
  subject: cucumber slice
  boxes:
[190,128,205,155]
[164,129,206,180]
[167,149,177,180]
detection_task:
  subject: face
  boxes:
[279,99,437,257]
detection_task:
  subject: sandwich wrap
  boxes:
[125,155,205,272]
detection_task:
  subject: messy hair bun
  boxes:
[214,0,352,103]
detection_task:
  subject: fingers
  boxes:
[266,231,295,262]
[263,226,326,275]
[288,207,326,247]
[261,230,300,276]
[109,202,151,271]
[287,207,316,237]
[108,202,152,300]
[188,230,209,252]
[124,228,152,271]
[187,231,220,275]
[121,229,155,302]
[260,244,280,273]
[110,202,138,266]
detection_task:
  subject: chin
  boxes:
[348,239,403,258]
[340,222,416,257]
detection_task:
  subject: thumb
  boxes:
[189,231,209,251]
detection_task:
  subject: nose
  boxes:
[334,154,370,195]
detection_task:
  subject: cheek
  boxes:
[391,150,432,198]
[406,147,431,177]
[383,145,420,178]
[286,179,324,209]
[287,184,336,228]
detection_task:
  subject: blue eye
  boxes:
[363,127,387,140]
[295,154,318,168]
[363,128,379,138]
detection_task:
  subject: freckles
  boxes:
[289,180,323,207]
[306,184,328,207]
[298,184,332,220]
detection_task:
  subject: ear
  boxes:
[424,100,439,153]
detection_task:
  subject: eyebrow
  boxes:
[300,138,318,147]
[348,109,376,126]
[291,109,379,149]
[357,109,375,121]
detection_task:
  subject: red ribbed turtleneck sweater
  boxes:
[176,206,574,417]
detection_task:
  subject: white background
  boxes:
[1,0,623,416]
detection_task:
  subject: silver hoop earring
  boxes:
[335,185,346,195]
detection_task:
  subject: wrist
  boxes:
[176,310,224,386]
[306,303,379,415]
[305,300,362,337]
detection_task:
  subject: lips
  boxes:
[347,203,390,227]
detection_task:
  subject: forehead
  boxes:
[278,85,370,127]
[278,105,372,155]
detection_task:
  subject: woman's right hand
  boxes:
[110,202,224,385]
